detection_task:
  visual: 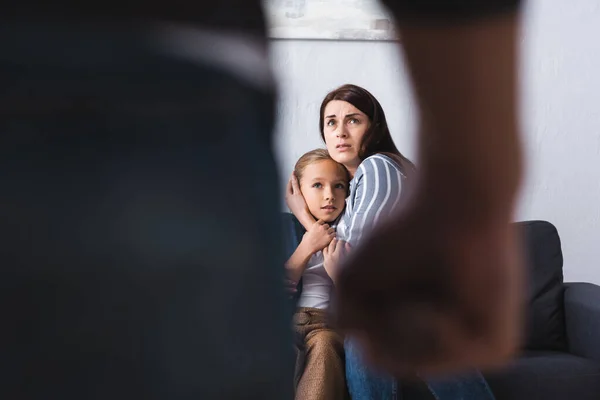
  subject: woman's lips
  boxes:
[336,144,351,152]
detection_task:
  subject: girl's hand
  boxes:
[302,219,335,255]
[285,172,314,229]
[323,238,352,283]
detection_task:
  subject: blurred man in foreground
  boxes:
[1,0,523,398]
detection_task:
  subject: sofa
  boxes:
[282,214,600,399]
[402,221,600,400]
[482,220,600,400]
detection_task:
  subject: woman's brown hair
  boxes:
[319,84,416,174]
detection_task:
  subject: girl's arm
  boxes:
[284,240,314,284]
[285,219,336,283]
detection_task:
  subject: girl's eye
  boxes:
[335,184,346,189]
[312,183,322,188]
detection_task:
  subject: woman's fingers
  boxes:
[291,171,301,193]
[286,172,300,195]
[285,279,297,293]
[286,175,294,195]
[330,238,338,252]
[325,238,338,254]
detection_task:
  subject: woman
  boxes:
[286,84,495,400]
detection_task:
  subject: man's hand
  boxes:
[333,6,525,376]
[302,219,336,255]
[323,238,352,284]
[334,202,524,377]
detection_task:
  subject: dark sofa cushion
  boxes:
[484,351,600,400]
[281,212,304,259]
[517,221,567,351]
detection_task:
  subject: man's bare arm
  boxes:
[394,11,523,225]
[334,1,526,375]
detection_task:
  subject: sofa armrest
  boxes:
[564,282,600,362]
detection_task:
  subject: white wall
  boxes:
[269,0,600,284]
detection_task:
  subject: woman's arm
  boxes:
[345,155,404,247]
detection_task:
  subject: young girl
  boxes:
[285,149,352,400]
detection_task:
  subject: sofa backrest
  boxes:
[517,220,567,352]
[281,212,305,259]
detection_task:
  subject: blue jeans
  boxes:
[1,19,293,399]
[345,340,496,400]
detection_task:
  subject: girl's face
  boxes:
[299,159,348,223]
[322,100,369,176]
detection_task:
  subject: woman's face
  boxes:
[322,100,369,175]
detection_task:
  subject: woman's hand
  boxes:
[285,172,315,230]
[284,278,298,299]
[323,238,352,284]
[302,219,336,255]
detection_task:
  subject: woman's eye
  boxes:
[349,118,359,124]
[312,183,322,188]
[326,120,335,126]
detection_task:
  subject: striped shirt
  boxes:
[337,154,408,247]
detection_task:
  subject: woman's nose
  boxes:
[336,127,347,138]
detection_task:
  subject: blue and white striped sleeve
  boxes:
[345,155,404,247]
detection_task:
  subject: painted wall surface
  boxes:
[270,0,600,283]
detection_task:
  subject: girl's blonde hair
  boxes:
[294,148,350,186]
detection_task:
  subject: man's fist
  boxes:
[334,203,524,377]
